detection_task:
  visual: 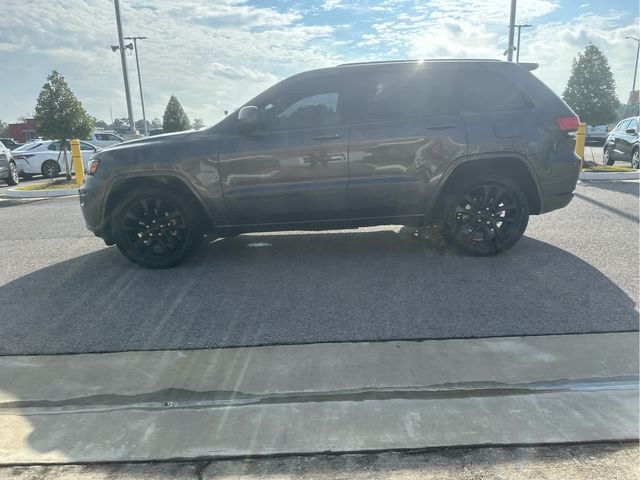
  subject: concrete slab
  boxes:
[1,333,637,403]
[1,390,637,464]
[0,334,637,464]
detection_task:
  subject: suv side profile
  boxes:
[80,60,581,268]
[603,116,639,169]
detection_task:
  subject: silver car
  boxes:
[0,142,18,186]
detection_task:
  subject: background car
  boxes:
[603,116,639,168]
[12,140,98,179]
[0,138,23,150]
[84,132,123,149]
[0,142,19,185]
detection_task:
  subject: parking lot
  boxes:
[0,151,637,355]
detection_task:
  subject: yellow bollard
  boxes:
[69,139,84,187]
[574,122,586,171]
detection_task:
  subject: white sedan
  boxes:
[12,140,98,179]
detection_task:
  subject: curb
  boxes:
[579,171,640,181]
[6,186,79,198]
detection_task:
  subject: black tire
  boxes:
[441,175,529,256]
[111,187,203,268]
[41,160,60,178]
[603,147,614,166]
[632,148,639,170]
[6,161,19,186]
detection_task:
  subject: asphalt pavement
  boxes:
[0,168,638,355]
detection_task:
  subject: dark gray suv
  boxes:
[80,60,581,268]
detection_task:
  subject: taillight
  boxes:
[87,159,100,175]
[12,154,34,160]
[556,116,580,132]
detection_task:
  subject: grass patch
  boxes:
[582,165,637,173]
[15,180,78,191]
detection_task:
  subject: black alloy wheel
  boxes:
[443,176,529,256]
[632,149,639,170]
[112,188,202,268]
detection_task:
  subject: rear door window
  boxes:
[349,67,457,122]
[458,68,531,114]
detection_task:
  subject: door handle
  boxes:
[426,123,456,130]
[312,134,341,141]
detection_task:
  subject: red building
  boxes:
[8,119,37,143]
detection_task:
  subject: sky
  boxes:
[0,0,638,127]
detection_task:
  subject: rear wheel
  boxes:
[441,175,529,256]
[603,147,614,166]
[111,187,203,268]
[41,160,60,178]
[632,148,639,170]
[6,161,18,186]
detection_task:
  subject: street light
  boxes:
[112,0,136,135]
[625,36,639,112]
[125,36,149,136]
[515,24,532,63]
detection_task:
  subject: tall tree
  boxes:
[34,71,93,179]
[0,120,8,138]
[562,44,620,125]
[191,118,205,130]
[150,117,163,129]
[162,95,191,133]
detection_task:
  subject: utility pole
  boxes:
[515,24,532,63]
[626,36,639,96]
[125,36,149,136]
[506,0,517,62]
[113,0,135,135]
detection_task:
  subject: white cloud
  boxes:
[322,0,346,11]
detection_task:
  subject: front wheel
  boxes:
[111,187,203,268]
[442,176,529,256]
[632,149,639,170]
[6,161,19,186]
[603,147,614,166]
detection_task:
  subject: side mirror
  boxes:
[237,106,259,132]
[626,128,637,134]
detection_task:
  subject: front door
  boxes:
[219,74,349,225]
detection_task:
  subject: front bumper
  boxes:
[79,176,112,244]
[541,192,573,213]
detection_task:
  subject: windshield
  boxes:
[0,0,638,476]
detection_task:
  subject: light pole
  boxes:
[125,36,148,136]
[113,0,135,135]
[625,36,639,103]
[506,0,517,61]
[515,24,532,63]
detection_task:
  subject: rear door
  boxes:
[219,72,350,225]
[346,65,466,218]
[0,145,9,179]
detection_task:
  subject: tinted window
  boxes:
[617,120,631,132]
[47,142,60,151]
[80,142,95,150]
[627,118,638,131]
[459,68,530,113]
[108,134,121,141]
[256,76,342,130]
[349,67,456,122]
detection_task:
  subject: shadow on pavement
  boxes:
[0,230,637,355]
[580,180,640,198]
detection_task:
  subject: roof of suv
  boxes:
[337,59,539,71]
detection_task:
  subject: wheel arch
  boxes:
[428,155,543,218]
[101,173,216,245]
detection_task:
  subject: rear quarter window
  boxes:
[458,68,531,114]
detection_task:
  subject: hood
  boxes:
[102,129,195,152]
